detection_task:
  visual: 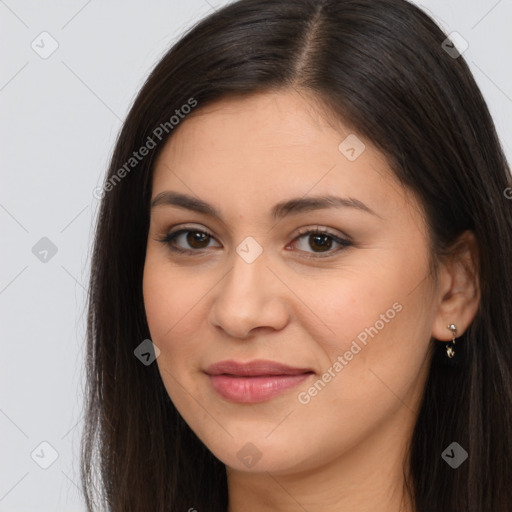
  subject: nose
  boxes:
[208,250,290,339]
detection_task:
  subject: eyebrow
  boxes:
[150,191,381,220]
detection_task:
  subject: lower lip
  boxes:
[207,373,313,403]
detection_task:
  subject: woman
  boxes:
[81,0,512,511]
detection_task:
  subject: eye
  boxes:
[156,225,352,258]
[157,227,220,255]
[288,227,352,258]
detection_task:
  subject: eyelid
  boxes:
[160,223,217,241]
[293,225,350,241]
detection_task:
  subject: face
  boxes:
[143,89,440,475]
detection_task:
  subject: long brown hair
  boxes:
[81,0,512,510]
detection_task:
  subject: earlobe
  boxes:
[431,230,481,342]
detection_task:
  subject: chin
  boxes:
[201,434,311,474]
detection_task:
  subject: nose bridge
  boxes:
[209,244,288,338]
[222,232,269,297]
[220,247,270,312]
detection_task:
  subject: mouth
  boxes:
[204,359,315,403]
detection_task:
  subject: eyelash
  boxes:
[156,225,352,259]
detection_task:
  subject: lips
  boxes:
[204,359,314,376]
[204,359,315,403]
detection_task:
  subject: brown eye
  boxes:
[185,231,211,249]
[307,233,334,252]
[159,228,220,254]
[290,228,352,258]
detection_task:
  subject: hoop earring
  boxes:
[446,323,457,358]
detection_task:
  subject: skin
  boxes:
[143,89,480,512]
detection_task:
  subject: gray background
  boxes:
[1,1,510,510]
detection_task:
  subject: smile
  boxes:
[204,359,315,403]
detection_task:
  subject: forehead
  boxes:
[163,91,348,153]
[150,90,407,219]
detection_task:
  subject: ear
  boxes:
[431,230,481,341]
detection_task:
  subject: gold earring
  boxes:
[446,323,457,358]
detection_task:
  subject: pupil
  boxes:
[311,234,331,252]
[188,231,208,248]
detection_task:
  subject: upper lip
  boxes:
[204,359,314,377]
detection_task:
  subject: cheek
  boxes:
[304,261,405,354]
[142,258,208,410]
[143,253,204,342]
[302,253,434,401]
